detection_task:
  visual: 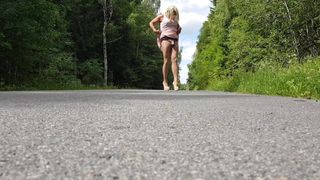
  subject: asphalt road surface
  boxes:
[0,90,320,180]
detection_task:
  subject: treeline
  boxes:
[188,0,320,98]
[0,0,163,89]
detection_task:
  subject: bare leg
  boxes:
[171,41,179,90]
[161,40,172,90]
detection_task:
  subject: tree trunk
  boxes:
[102,0,113,86]
[283,0,300,60]
[103,0,108,86]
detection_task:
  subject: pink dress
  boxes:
[157,17,180,48]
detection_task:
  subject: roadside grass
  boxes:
[0,83,116,91]
[207,58,320,99]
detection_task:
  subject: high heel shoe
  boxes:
[173,82,179,91]
[163,82,170,91]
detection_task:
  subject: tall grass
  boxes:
[207,58,320,99]
[0,82,115,91]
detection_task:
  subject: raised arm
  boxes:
[149,15,163,35]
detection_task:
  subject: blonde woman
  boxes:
[149,5,182,91]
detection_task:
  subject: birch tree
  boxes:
[100,0,113,86]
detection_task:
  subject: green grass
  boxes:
[207,58,320,99]
[0,83,116,91]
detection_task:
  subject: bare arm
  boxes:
[149,15,163,35]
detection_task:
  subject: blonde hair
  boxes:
[164,5,179,22]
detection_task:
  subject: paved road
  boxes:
[0,90,319,180]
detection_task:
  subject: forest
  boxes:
[1,0,319,99]
[188,0,320,99]
[0,0,164,90]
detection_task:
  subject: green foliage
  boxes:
[206,58,320,99]
[0,0,69,86]
[120,1,163,88]
[79,59,104,86]
[39,53,80,88]
[237,58,320,99]
[188,0,231,89]
[226,17,269,73]
[63,0,162,88]
[189,0,320,99]
[0,0,162,90]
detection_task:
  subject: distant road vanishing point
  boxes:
[1,90,319,179]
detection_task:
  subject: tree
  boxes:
[0,0,165,89]
[101,0,113,86]
[188,0,320,90]
[0,0,70,86]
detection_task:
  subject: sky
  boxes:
[159,0,212,84]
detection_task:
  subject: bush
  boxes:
[78,59,104,86]
[205,57,320,99]
[35,53,81,89]
[237,58,320,99]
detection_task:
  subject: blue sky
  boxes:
[159,0,212,84]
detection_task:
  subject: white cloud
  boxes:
[180,40,196,63]
[180,12,207,36]
[179,65,189,84]
[159,0,211,84]
[160,0,211,13]
[180,41,196,84]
